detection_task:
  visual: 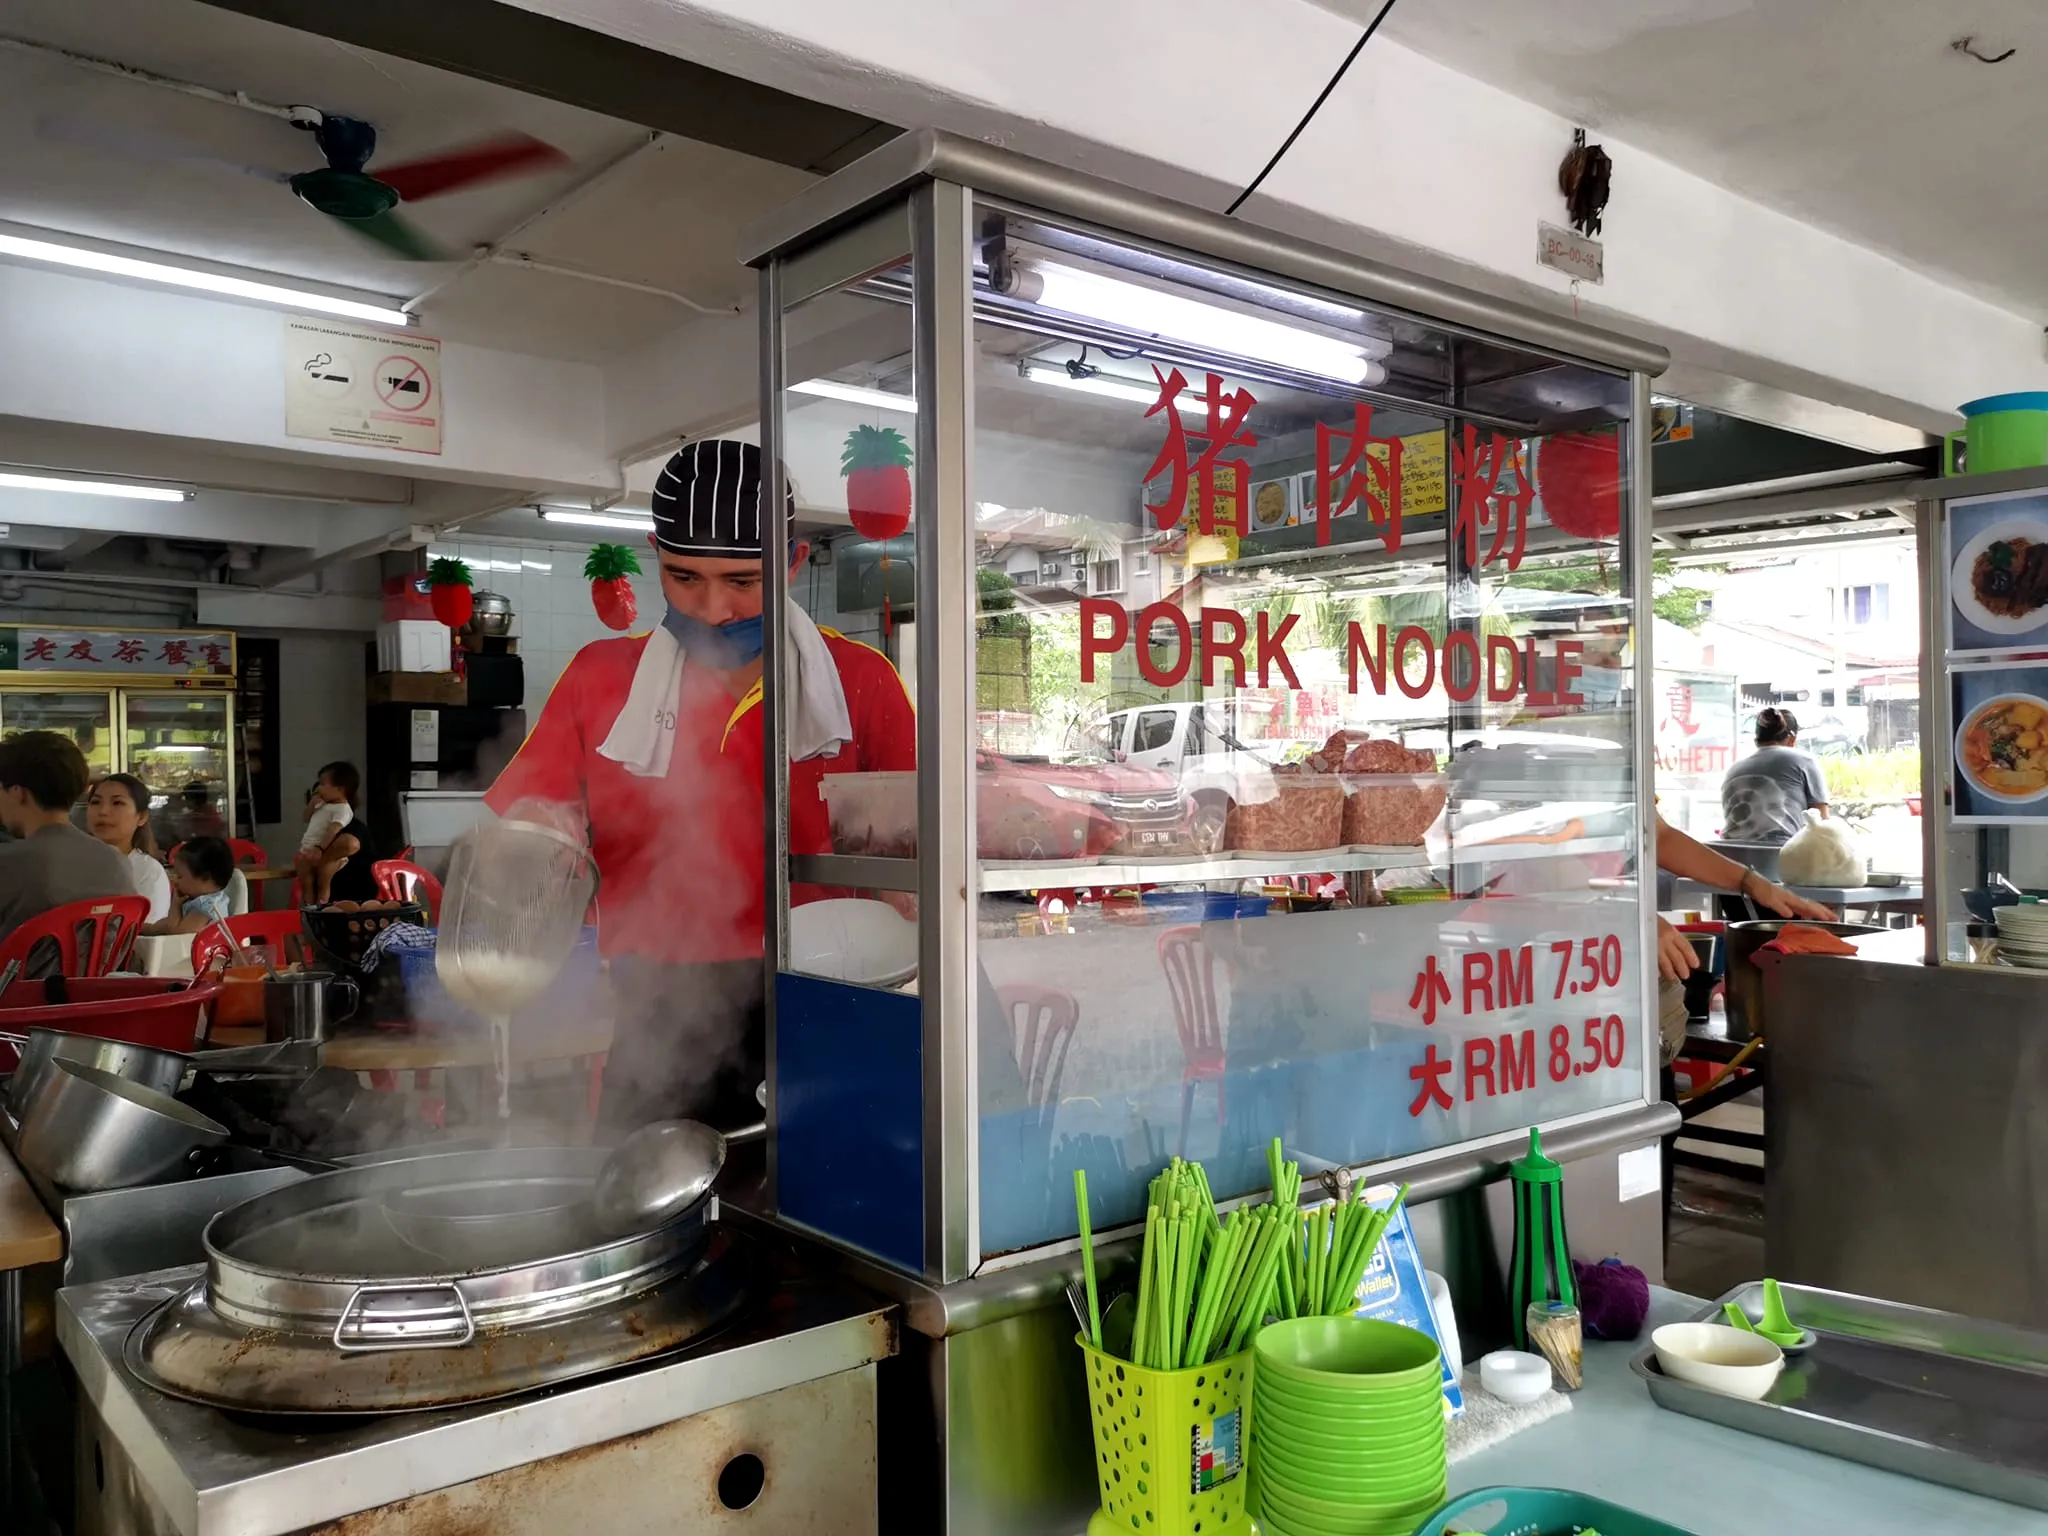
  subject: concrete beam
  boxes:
[0,261,619,494]
[196,588,382,632]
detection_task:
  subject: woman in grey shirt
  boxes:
[1720,707,1830,845]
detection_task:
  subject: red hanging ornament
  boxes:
[1536,428,1622,540]
[584,543,642,631]
[425,557,474,629]
[841,425,913,631]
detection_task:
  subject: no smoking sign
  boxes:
[285,319,442,456]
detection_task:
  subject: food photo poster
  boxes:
[1952,664,2048,823]
[1948,490,2048,658]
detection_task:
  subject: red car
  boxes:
[976,751,1195,860]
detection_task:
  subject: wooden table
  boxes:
[239,866,294,911]
[0,1143,58,1274]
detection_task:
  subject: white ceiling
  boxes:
[0,0,814,361]
[1354,0,2048,316]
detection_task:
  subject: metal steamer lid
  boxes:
[197,1148,704,1343]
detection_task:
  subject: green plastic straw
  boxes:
[1169,1211,1195,1367]
[1074,1169,1101,1349]
[1189,1216,1241,1364]
[1131,1208,1157,1368]
[1225,1222,1287,1355]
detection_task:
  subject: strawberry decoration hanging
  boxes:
[1536,428,1622,540]
[425,557,474,629]
[584,543,642,631]
[841,425,913,631]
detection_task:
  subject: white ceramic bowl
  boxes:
[1477,1349,1550,1404]
[1652,1322,1785,1400]
[786,898,918,987]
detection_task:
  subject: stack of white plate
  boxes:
[1994,904,2048,969]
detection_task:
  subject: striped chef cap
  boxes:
[649,439,796,557]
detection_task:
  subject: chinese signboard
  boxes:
[1104,374,1587,706]
[285,318,443,456]
[0,628,235,676]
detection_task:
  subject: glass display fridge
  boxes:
[0,625,236,832]
[745,133,1671,1532]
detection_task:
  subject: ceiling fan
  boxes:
[40,108,569,261]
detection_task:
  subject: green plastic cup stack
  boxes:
[1248,1316,1449,1536]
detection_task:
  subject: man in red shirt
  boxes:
[487,440,914,1132]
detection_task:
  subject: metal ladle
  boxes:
[590,1117,765,1238]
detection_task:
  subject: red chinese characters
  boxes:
[159,640,192,667]
[113,639,147,664]
[1313,404,1404,550]
[66,638,100,663]
[1142,367,1259,536]
[1408,1044,1454,1116]
[1451,424,1534,572]
[1407,954,1451,1027]
[24,637,56,662]
[200,642,228,668]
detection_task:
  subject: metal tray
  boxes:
[1631,1282,2048,1512]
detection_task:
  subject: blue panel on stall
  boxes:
[775,972,923,1272]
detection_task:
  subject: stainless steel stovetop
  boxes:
[62,1258,895,1534]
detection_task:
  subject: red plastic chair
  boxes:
[191,909,306,972]
[996,982,1080,1120]
[372,860,443,923]
[1157,925,1227,1157]
[0,895,150,979]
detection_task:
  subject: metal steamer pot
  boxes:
[125,1146,746,1414]
[462,591,515,639]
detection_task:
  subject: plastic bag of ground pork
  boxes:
[1776,813,1863,889]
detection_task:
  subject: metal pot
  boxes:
[6,1028,190,1116]
[16,1059,228,1192]
[1724,919,1883,1040]
[463,591,514,639]
[262,970,359,1044]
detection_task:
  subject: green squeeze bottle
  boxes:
[1508,1127,1577,1350]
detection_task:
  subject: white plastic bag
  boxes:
[1777,813,1863,888]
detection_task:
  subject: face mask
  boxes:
[662,606,765,666]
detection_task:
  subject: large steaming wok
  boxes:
[126,1145,746,1413]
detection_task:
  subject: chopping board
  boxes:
[0,1138,60,1270]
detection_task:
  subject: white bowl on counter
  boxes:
[1652,1322,1785,1400]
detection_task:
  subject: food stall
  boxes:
[1764,460,2048,1328]
[744,130,1676,1532]
[0,624,238,834]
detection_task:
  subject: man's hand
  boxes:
[1747,877,1837,923]
[1657,916,1698,982]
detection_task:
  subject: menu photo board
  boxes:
[1944,490,2048,824]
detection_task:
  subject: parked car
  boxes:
[1074,703,1302,851]
[977,751,1196,860]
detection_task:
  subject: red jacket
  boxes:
[485,629,914,964]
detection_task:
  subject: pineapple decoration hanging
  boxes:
[425,557,474,629]
[584,543,643,631]
[841,425,913,632]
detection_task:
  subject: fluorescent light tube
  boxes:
[0,231,412,327]
[1019,261,1389,385]
[788,379,918,413]
[0,470,187,503]
[539,508,657,532]
[1018,361,1163,407]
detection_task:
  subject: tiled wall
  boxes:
[427,535,887,727]
[427,537,666,711]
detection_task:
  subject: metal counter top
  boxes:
[60,1258,895,1535]
[1449,1290,2034,1535]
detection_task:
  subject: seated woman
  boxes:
[142,836,237,936]
[85,774,171,923]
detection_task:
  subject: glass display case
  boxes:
[1917,463,2048,965]
[753,136,1667,1283]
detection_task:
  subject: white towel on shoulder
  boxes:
[597,601,854,778]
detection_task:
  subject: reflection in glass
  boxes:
[970,209,1643,1256]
